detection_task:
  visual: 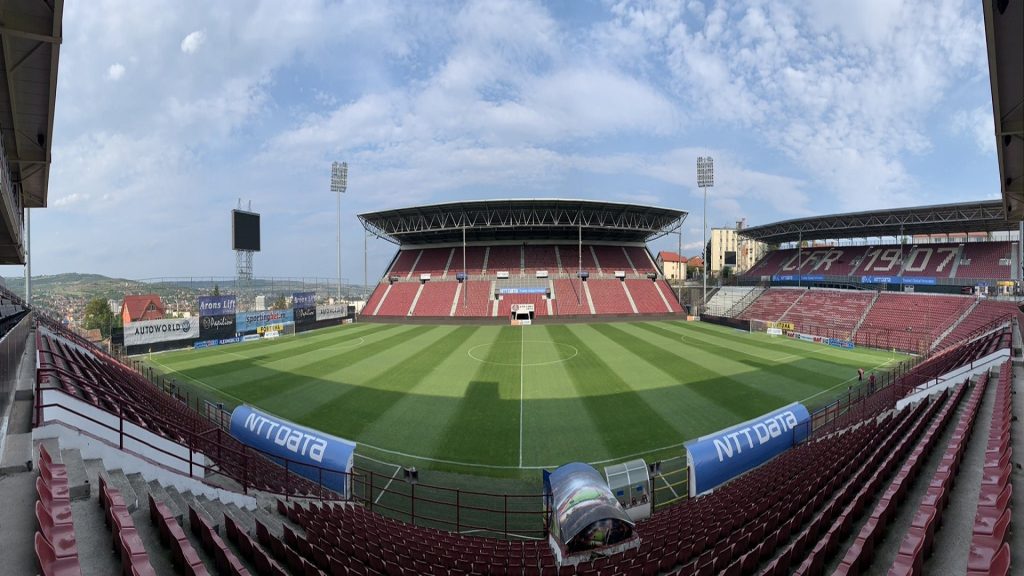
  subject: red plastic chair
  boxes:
[35,501,78,559]
[36,477,73,524]
[34,532,82,576]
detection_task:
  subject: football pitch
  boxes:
[145,320,905,476]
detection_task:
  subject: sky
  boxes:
[0,0,999,284]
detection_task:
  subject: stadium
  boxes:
[0,2,1022,576]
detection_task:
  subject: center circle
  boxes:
[467,341,579,367]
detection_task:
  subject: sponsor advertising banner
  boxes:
[197,295,237,317]
[199,314,236,341]
[229,405,355,496]
[511,303,536,313]
[194,337,242,350]
[772,275,824,282]
[767,328,783,336]
[499,287,547,295]
[826,338,855,349]
[293,292,316,328]
[257,324,285,335]
[236,310,293,333]
[293,306,316,325]
[315,304,348,321]
[125,317,200,346]
[685,403,811,496]
[292,292,316,308]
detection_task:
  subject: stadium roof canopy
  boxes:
[0,0,62,264]
[738,200,1016,245]
[358,199,686,245]
[984,0,1024,220]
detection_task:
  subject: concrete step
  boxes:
[0,432,32,474]
[103,469,139,513]
[34,437,62,466]
[196,494,227,532]
[128,490,178,576]
[82,458,105,499]
[70,495,122,576]
[59,447,90,501]
[147,479,182,524]
[125,472,148,500]
[176,488,220,534]
[173,491,220,575]
[162,485,189,519]
[225,502,257,536]
[0,470,42,576]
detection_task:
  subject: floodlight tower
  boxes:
[697,156,714,311]
[331,161,348,302]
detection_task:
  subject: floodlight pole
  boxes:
[697,156,714,313]
[331,162,348,303]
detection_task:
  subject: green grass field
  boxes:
[145,320,904,473]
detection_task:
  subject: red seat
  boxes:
[36,477,73,525]
[966,542,1010,576]
[35,532,83,576]
[35,501,78,559]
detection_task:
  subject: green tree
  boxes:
[83,298,115,338]
[272,295,287,310]
[213,284,221,296]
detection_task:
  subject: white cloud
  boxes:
[9,0,996,281]
[107,63,125,80]
[953,105,996,154]
[180,30,206,54]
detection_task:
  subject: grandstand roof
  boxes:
[358,199,686,245]
[983,0,1024,220]
[0,0,62,209]
[738,200,1015,244]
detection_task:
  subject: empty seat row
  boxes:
[967,361,1013,576]
[35,443,82,576]
[98,475,158,576]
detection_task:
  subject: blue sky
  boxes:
[0,0,998,283]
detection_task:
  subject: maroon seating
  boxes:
[36,501,78,559]
[35,532,83,576]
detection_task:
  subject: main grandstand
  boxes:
[2,2,1023,576]
[356,199,685,319]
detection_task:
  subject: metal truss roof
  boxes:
[357,199,687,245]
[739,200,1014,244]
[984,0,1024,220]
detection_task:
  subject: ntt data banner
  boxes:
[316,304,348,321]
[235,309,293,333]
[685,403,811,496]
[124,317,200,346]
[229,405,355,496]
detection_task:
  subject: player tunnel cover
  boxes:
[544,463,637,563]
[230,405,356,496]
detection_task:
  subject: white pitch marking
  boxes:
[374,463,404,505]
[519,326,525,468]
[659,473,679,500]
[799,358,899,404]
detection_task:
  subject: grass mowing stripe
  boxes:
[588,322,768,429]
[544,324,679,458]
[216,325,431,401]
[434,327,519,466]
[631,322,853,397]
[297,326,479,440]
[159,323,401,379]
